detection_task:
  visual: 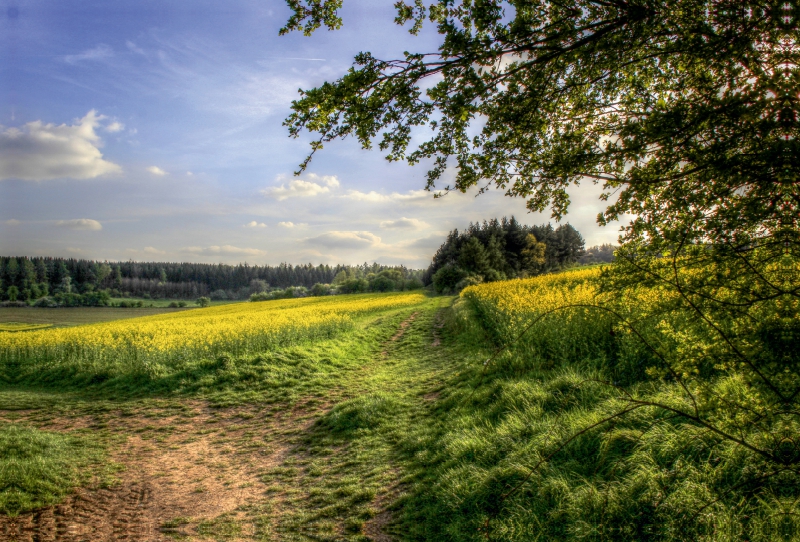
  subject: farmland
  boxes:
[0,270,792,540]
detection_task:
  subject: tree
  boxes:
[432,263,467,293]
[95,262,112,288]
[520,234,546,274]
[6,285,18,302]
[283,0,796,247]
[195,296,211,308]
[458,237,490,276]
[282,3,800,536]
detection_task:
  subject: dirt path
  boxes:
[0,305,449,541]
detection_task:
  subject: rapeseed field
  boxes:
[1,292,426,379]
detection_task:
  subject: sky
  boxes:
[0,0,625,268]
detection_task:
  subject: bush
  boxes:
[432,263,468,294]
[406,278,424,290]
[369,275,396,292]
[32,297,57,308]
[339,278,369,294]
[210,289,228,300]
[311,283,331,296]
[454,275,483,291]
[195,297,211,307]
[0,301,27,308]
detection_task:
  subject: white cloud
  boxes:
[380,217,429,230]
[143,246,166,255]
[262,173,339,201]
[64,44,114,64]
[0,111,122,181]
[343,189,430,203]
[146,166,167,176]
[186,171,194,176]
[306,231,381,250]
[278,221,294,228]
[105,121,125,133]
[245,221,267,228]
[55,218,103,231]
[183,245,267,256]
[4,219,20,226]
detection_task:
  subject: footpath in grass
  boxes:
[0,295,463,541]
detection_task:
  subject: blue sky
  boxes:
[0,0,622,268]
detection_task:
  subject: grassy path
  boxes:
[0,296,458,541]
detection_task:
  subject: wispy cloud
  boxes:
[125,40,146,56]
[245,221,267,228]
[64,44,114,64]
[146,166,167,176]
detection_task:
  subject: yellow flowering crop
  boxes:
[1,292,426,376]
[462,268,602,338]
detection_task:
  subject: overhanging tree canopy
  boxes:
[283,0,799,245]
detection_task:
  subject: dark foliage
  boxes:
[423,216,585,289]
[0,256,423,302]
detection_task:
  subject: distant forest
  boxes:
[424,217,609,292]
[0,257,422,304]
[0,217,615,305]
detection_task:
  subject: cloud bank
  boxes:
[380,217,429,230]
[183,245,266,256]
[262,173,339,201]
[55,218,103,231]
[0,111,121,181]
[306,231,381,250]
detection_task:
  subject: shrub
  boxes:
[432,263,467,294]
[32,297,57,308]
[369,275,396,292]
[195,297,211,307]
[406,278,424,290]
[311,283,331,296]
[454,275,483,291]
[210,289,228,300]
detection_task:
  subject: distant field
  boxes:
[0,307,188,327]
[0,322,53,332]
[109,297,238,308]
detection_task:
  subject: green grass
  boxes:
[0,424,114,516]
[0,284,777,540]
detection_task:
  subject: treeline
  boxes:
[249,268,424,302]
[424,217,588,292]
[0,256,423,305]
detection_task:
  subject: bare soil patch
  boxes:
[0,402,305,541]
